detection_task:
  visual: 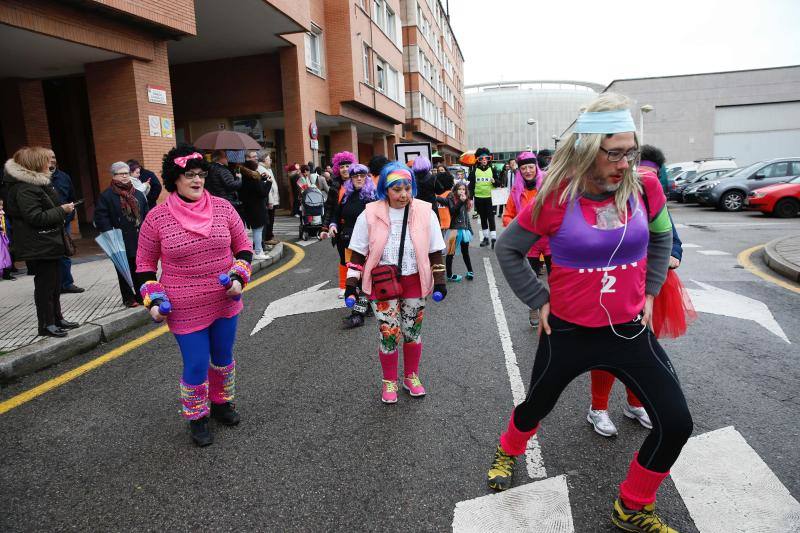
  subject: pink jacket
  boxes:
[361,199,434,297]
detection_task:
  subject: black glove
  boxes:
[344,285,358,301]
[433,283,447,301]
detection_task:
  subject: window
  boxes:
[363,44,372,84]
[760,162,789,178]
[376,59,386,93]
[373,0,384,29]
[387,66,399,101]
[304,24,324,76]
[385,5,397,42]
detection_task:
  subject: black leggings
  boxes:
[474,197,495,232]
[445,242,473,277]
[514,314,693,473]
[527,255,552,277]
[28,259,63,329]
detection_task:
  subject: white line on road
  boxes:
[452,475,574,533]
[671,426,800,533]
[697,250,731,256]
[483,257,546,479]
[681,243,701,248]
[294,239,320,247]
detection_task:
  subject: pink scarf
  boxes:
[166,190,214,237]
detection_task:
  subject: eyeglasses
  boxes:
[183,171,208,179]
[114,172,130,177]
[599,147,639,163]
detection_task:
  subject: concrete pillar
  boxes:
[372,134,387,158]
[330,123,358,160]
[386,134,397,161]
[0,79,51,154]
[85,41,175,192]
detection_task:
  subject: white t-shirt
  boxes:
[349,204,446,276]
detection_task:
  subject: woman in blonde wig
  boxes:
[486,93,691,533]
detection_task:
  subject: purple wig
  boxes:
[411,156,432,176]
[332,151,356,178]
[341,164,376,203]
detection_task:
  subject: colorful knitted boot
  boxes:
[208,361,240,426]
[180,380,212,447]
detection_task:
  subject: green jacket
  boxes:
[4,159,67,261]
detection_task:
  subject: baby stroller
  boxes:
[299,186,325,241]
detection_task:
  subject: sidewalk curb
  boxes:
[763,236,800,283]
[0,243,285,381]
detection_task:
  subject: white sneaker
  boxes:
[623,404,653,429]
[338,288,345,299]
[253,252,269,260]
[587,408,618,437]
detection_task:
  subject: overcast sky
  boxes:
[447,0,800,87]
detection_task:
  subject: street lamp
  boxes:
[640,104,653,144]
[526,118,540,152]
[552,135,560,150]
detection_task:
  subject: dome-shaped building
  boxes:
[466,80,602,161]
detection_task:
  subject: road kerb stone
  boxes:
[90,307,151,342]
[763,236,800,283]
[0,325,102,381]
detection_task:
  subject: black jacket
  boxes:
[3,159,67,261]
[51,169,76,225]
[140,168,163,208]
[206,162,241,203]
[93,186,149,259]
[239,166,272,229]
[322,176,345,230]
[439,194,472,230]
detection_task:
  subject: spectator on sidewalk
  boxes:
[127,159,163,208]
[47,150,84,294]
[206,150,242,206]
[4,147,79,338]
[93,162,149,307]
[258,152,280,247]
[241,150,272,260]
[0,198,14,280]
[287,163,301,217]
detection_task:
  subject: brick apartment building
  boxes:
[0,0,465,233]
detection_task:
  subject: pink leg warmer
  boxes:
[208,361,235,405]
[403,341,422,377]
[379,350,399,381]
[591,370,615,410]
[499,410,540,456]
[619,453,669,509]
[180,380,209,420]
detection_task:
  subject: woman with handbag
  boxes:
[345,163,447,404]
[3,147,79,337]
[93,162,149,307]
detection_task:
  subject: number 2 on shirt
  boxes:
[601,272,617,294]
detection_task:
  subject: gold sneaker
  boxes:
[487,445,516,491]
[611,498,678,533]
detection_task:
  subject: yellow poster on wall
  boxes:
[161,117,174,138]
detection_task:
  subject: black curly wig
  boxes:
[640,145,666,168]
[162,143,210,192]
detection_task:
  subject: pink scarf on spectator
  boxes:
[166,189,214,237]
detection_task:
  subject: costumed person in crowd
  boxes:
[439,180,474,282]
[501,151,550,327]
[93,162,149,308]
[136,145,253,447]
[4,147,79,337]
[240,150,272,261]
[468,147,499,248]
[127,159,163,208]
[413,156,451,222]
[320,163,377,328]
[0,198,15,280]
[321,151,356,297]
[345,163,447,403]
[537,149,554,171]
[587,144,687,437]
[258,152,280,247]
[486,94,691,533]
[369,155,389,186]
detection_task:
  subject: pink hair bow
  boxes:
[174,152,203,168]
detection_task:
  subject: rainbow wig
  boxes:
[342,164,377,202]
[411,156,432,176]
[377,162,416,200]
[331,151,356,178]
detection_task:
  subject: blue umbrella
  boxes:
[95,229,133,291]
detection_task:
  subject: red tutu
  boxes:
[652,269,698,339]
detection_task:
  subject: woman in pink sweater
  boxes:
[136,145,253,447]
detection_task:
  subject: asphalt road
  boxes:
[1,203,798,532]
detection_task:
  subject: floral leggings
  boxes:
[371,297,426,353]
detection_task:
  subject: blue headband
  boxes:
[574,110,636,134]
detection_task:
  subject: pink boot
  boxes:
[402,341,425,397]
[619,453,669,509]
[379,350,399,404]
[499,409,540,455]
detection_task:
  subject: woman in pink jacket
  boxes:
[136,145,253,447]
[345,163,447,404]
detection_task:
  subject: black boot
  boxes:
[342,313,365,329]
[480,237,489,247]
[38,325,67,338]
[210,402,241,426]
[189,416,214,446]
[491,238,496,250]
[56,320,80,329]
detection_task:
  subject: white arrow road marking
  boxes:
[484,258,546,479]
[250,281,343,335]
[671,426,800,533]
[452,475,575,533]
[687,280,790,343]
[294,238,320,247]
[698,250,731,256]
[681,243,701,248]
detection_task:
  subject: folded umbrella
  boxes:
[95,229,134,292]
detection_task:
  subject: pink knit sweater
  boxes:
[136,195,252,335]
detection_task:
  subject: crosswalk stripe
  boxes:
[671,426,800,533]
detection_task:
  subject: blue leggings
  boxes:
[174,315,239,385]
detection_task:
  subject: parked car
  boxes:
[682,167,742,203]
[695,158,800,211]
[666,157,736,182]
[670,168,735,202]
[746,175,800,217]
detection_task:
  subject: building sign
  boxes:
[310,139,319,150]
[394,142,431,167]
[148,115,161,137]
[308,121,318,140]
[161,117,174,138]
[147,85,168,105]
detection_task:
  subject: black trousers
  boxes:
[446,242,473,277]
[474,197,496,232]
[118,256,142,305]
[264,207,276,241]
[527,255,552,277]
[28,259,63,329]
[514,314,693,473]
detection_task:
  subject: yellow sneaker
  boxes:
[487,445,516,491]
[611,498,678,533]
